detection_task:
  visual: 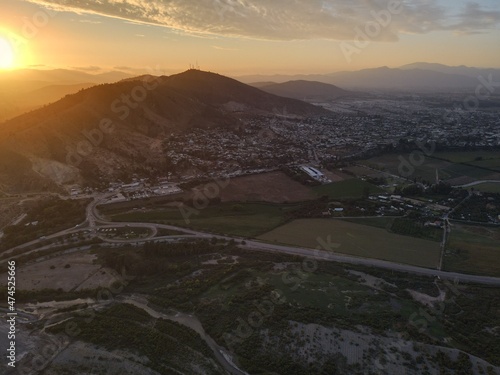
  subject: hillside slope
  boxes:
[256,80,356,100]
[0,70,328,192]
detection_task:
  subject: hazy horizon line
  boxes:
[2,61,500,78]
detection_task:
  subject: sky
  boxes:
[0,0,499,75]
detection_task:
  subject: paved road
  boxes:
[437,192,472,270]
[240,240,500,285]
[454,180,500,188]
[120,295,248,375]
[5,193,500,287]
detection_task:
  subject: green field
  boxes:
[258,218,441,268]
[445,224,500,276]
[434,151,500,166]
[343,217,395,230]
[470,182,500,194]
[108,202,295,237]
[361,154,453,182]
[312,178,386,200]
[437,162,496,179]
[362,152,500,183]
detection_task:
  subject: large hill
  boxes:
[0,70,328,192]
[254,80,357,101]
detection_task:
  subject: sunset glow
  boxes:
[0,1,500,374]
[0,37,15,69]
[0,0,499,74]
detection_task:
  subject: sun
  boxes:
[0,37,15,69]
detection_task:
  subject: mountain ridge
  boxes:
[0,70,329,192]
[0,69,133,122]
[237,64,500,91]
[252,80,357,101]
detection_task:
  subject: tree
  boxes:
[362,186,370,199]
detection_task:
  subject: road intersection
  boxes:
[4,193,500,286]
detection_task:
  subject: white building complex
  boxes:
[301,166,330,183]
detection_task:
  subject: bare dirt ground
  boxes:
[407,288,447,308]
[348,270,397,292]
[0,197,25,229]
[261,321,500,375]
[219,171,316,203]
[0,252,117,291]
[324,170,350,182]
[49,341,161,375]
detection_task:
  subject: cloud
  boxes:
[72,65,102,72]
[446,2,500,34]
[23,0,500,41]
[78,19,102,24]
[212,45,239,51]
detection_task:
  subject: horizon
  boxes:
[1,2,500,374]
[1,0,500,75]
[2,61,500,78]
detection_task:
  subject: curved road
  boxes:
[5,193,500,375]
[120,295,248,375]
[88,195,500,286]
[454,180,500,188]
[5,194,500,286]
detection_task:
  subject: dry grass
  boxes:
[259,218,441,268]
[0,252,117,291]
[219,171,316,203]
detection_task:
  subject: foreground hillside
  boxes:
[1,240,499,374]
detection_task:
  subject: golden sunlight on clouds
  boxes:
[1,0,499,73]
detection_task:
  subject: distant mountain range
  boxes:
[0,69,132,122]
[0,68,131,84]
[238,63,500,92]
[2,63,497,124]
[251,80,358,101]
[399,62,500,78]
[0,70,328,192]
